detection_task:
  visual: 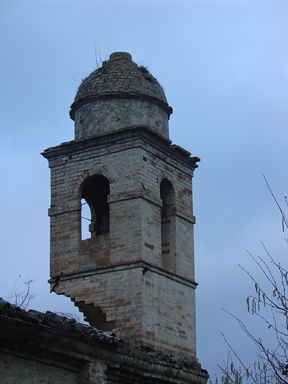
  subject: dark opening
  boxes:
[160,179,175,272]
[81,175,110,239]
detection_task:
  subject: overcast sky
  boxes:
[1,1,287,381]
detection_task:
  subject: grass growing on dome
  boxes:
[138,65,155,83]
[138,65,150,75]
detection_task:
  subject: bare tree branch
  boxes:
[213,179,288,384]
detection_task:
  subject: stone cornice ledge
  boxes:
[49,260,198,289]
[41,126,200,171]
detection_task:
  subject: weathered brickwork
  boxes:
[79,234,110,271]
[42,52,201,359]
[74,98,169,140]
[43,127,199,356]
[142,271,196,355]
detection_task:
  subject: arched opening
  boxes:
[160,179,176,272]
[81,175,110,240]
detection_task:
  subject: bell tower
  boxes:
[42,52,200,357]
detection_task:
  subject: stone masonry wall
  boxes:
[143,271,196,356]
[74,98,169,140]
[43,128,198,355]
[47,130,196,278]
[57,265,196,357]
[1,353,79,384]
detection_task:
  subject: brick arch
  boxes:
[72,167,115,200]
[159,176,176,273]
[157,171,170,185]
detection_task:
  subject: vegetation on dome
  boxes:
[138,65,154,83]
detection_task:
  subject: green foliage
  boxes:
[138,65,150,75]
[138,65,155,83]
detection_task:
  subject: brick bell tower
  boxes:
[42,52,200,357]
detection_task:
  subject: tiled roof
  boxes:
[0,298,121,345]
[0,298,208,382]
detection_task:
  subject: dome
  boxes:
[70,52,172,140]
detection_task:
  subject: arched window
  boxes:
[160,179,175,272]
[81,175,110,240]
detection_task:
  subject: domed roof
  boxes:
[70,52,172,120]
